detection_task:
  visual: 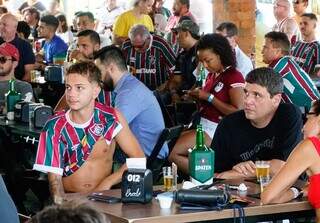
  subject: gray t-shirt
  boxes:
[0,80,33,111]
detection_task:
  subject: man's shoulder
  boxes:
[219,110,246,128]
[152,35,171,49]
[11,36,32,49]
[95,102,118,117]
[15,79,31,87]
[44,111,67,131]
[274,103,301,122]
[118,74,152,98]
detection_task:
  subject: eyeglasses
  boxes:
[0,57,12,64]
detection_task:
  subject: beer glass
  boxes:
[163,166,173,191]
[255,161,270,182]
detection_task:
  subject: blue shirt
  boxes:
[114,73,168,159]
[43,35,68,64]
[0,176,19,223]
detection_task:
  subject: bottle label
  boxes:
[189,150,215,185]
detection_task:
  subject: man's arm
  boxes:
[22,64,35,82]
[94,109,145,191]
[48,173,65,204]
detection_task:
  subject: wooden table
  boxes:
[65,179,314,223]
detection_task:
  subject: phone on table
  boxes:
[87,193,121,204]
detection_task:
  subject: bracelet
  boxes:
[207,94,214,103]
[290,187,302,199]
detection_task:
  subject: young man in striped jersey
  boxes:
[122,24,176,91]
[33,61,144,203]
[290,13,320,76]
[262,31,320,110]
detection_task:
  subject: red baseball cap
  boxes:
[0,43,19,62]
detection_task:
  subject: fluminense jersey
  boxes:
[33,102,122,177]
[270,56,320,110]
[97,89,115,107]
[290,40,320,75]
[122,35,176,90]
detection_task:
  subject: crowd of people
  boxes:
[0,0,319,222]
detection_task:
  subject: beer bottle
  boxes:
[189,124,215,185]
[196,65,206,88]
[5,79,21,120]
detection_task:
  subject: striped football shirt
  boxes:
[270,56,320,110]
[290,40,320,75]
[122,35,176,90]
[33,102,122,176]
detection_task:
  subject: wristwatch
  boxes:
[207,94,214,103]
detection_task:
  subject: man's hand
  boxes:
[232,161,256,177]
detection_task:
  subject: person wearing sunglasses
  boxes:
[261,99,320,222]
[292,0,309,25]
[0,42,33,114]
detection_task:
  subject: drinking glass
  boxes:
[163,166,173,191]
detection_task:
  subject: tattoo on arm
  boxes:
[48,173,64,203]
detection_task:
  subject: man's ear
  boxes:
[92,82,101,99]
[94,43,100,52]
[272,93,282,106]
[12,60,18,69]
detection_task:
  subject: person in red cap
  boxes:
[0,42,33,113]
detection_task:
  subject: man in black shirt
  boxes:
[170,20,200,98]
[212,67,303,179]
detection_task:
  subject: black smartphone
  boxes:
[87,193,121,204]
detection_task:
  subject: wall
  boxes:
[213,0,256,57]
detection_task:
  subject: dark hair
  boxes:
[56,14,68,33]
[311,100,320,115]
[22,6,40,20]
[264,31,290,55]
[40,15,59,30]
[0,5,8,14]
[301,12,318,21]
[179,0,190,9]
[94,45,128,71]
[197,33,236,68]
[77,29,100,45]
[76,11,95,22]
[246,67,284,97]
[17,21,31,39]
[216,22,238,37]
[66,61,102,85]
[30,202,110,223]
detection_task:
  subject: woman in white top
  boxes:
[56,14,73,46]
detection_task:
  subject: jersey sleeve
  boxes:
[102,109,123,145]
[226,69,245,89]
[33,120,65,175]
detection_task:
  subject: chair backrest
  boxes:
[147,125,184,168]
[175,101,198,125]
[153,90,176,127]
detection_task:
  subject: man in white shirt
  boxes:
[216,22,253,77]
[95,0,124,35]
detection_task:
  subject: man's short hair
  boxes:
[128,24,150,42]
[301,12,318,22]
[197,33,236,68]
[245,67,284,97]
[30,202,110,223]
[40,15,59,30]
[76,11,95,22]
[94,45,128,71]
[17,21,31,39]
[216,22,238,37]
[77,29,101,45]
[66,61,102,85]
[22,7,40,21]
[264,31,290,55]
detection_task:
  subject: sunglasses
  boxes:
[0,57,12,64]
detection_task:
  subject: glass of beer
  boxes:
[255,161,270,182]
[163,166,173,191]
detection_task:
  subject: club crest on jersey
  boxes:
[149,55,155,64]
[90,124,104,136]
[215,82,224,92]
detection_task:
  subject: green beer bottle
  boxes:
[5,79,21,120]
[189,124,215,185]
